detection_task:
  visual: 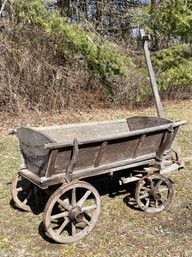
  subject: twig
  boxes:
[0,0,8,17]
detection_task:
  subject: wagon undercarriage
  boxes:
[11,160,179,243]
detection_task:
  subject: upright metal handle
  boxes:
[140,28,163,118]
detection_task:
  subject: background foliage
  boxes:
[0,0,191,113]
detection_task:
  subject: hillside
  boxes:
[0,1,192,114]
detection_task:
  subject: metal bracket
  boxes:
[141,34,151,45]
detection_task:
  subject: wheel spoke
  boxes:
[57,198,71,211]
[82,204,97,212]
[149,179,154,189]
[56,218,70,236]
[159,187,169,192]
[16,187,22,192]
[51,211,68,221]
[23,188,33,205]
[155,200,159,208]
[139,193,149,200]
[141,186,150,192]
[71,188,76,207]
[145,198,150,208]
[82,217,91,226]
[77,190,91,207]
[154,179,163,189]
[72,222,76,236]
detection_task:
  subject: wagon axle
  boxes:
[68,206,84,223]
[151,190,162,201]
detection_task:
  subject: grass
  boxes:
[0,100,192,257]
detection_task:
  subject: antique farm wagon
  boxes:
[10,30,186,244]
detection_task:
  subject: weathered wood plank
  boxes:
[72,153,156,177]
[132,134,146,158]
[127,116,172,131]
[46,149,58,177]
[65,139,78,182]
[44,120,186,150]
[94,141,108,167]
[140,28,163,117]
[72,157,156,180]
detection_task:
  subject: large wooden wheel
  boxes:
[11,172,40,212]
[135,173,173,213]
[43,181,101,244]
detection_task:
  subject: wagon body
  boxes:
[17,116,185,189]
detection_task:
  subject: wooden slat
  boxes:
[132,134,146,158]
[65,139,78,182]
[72,157,156,180]
[94,141,108,167]
[46,149,58,177]
[72,153,156,177]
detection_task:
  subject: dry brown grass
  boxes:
[2,24,190,116]
[0,26,111,114]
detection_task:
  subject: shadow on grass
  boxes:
[9,195,47,215]
[38,222,59,244]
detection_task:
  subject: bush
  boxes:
[153,44,192,99]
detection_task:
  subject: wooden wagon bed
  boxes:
[17,116,185,189]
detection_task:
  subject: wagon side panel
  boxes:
[17,128,53,177]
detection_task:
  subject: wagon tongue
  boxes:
[140,29,163,118]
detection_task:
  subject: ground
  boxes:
[0,100,192,257]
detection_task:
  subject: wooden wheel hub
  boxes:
[153,192,161,201]
[150,189,162,201]
[68,206,84,223]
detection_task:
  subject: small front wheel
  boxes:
[43,181,101,244]
[11,172,41,212]
[135,173,173,213]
